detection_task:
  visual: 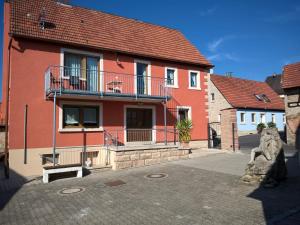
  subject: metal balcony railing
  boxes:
[45,66,172,100]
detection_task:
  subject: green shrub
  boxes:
[267,122,276,128]
[257,123,266,133]
[176,119,192,142]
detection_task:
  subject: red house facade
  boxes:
[2,0,212,176]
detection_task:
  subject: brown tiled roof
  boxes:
[211,74,284,110]
[9,0,212,67]
[282,62,300,89]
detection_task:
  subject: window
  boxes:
[240,112,245,123]
[254,94,271,103]
[260,113,266,123]
[283,114,286,124]
[211,93,215,101]
[63,105,99,128]
[63,51,100,92]
[271,114,276,123]
[189,71,200,89]
[165,67,178,87]
[251,113,256,124]
[177,106,191,121]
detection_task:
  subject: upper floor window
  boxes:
[189,70,200,89]
[165,67,178,88]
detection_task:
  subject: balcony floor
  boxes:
[46,89,171,102]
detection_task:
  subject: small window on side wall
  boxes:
[251,113,256,124]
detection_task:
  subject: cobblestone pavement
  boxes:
[1,152,300,225]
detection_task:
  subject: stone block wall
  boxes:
[110,147,190,170]
[220,108,239,151]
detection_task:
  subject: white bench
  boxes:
[43,164,83,183]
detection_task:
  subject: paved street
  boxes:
[1,152,300,225]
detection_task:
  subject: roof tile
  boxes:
[282,62,300,89]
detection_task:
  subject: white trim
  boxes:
[134,59,151,95]
[188,70,201,90]
[58,100,103,132]
[283,113,286,124]
[165,67,178,88]
[60,48,104,92]
[260,113,266,123]
[251,112,256,124]
[176,106,192,121]
[123,105,156,144]
[240,112,246,124]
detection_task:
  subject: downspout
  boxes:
[4,37,12,179]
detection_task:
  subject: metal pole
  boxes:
[52,92,57,166]
[24,104,28,164]
[164,101,167,145]
[232,123,235,152]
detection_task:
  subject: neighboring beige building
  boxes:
[281,62,300,147]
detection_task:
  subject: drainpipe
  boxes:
[4,37,12,179]
[52,92,57,166]
[164,100,167,145]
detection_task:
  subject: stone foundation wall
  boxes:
[110,147,190,170]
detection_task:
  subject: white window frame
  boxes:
[271,114,276,123]
[251,113,256,124]
[240,112,246,124]
[123,105,156,144]
[176,106,192,121]
[134,59,151,95]
[188,70,201,90]
[260,113,266,123]
[165,67,178,88]
[60,48,104,91]
[58,101,103,132]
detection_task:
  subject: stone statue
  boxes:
[242,128,287,187]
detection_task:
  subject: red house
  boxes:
[2,0,212,177]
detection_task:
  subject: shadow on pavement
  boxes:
[247,151,300,225]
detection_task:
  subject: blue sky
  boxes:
[0,0,300,99]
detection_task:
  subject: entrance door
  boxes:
[136,62,148,95]
[87,57,99,92]
[126,108,153,142]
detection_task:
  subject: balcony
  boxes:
[45,66,171,102]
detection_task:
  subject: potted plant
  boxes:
[256,122,266,134]
[176,119,192,148]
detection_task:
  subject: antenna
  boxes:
[38,7,46,30]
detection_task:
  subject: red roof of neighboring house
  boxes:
[9,0,212,67]
[282,62,300,89]
[211,74,284,110]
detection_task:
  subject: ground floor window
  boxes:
[251,113,256,124]
[283,114,286,124]
[240,112,245,123]
[260,113,266,123]
[177,106,191,122]
[63,105,99,128]
[271,114,276,123]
